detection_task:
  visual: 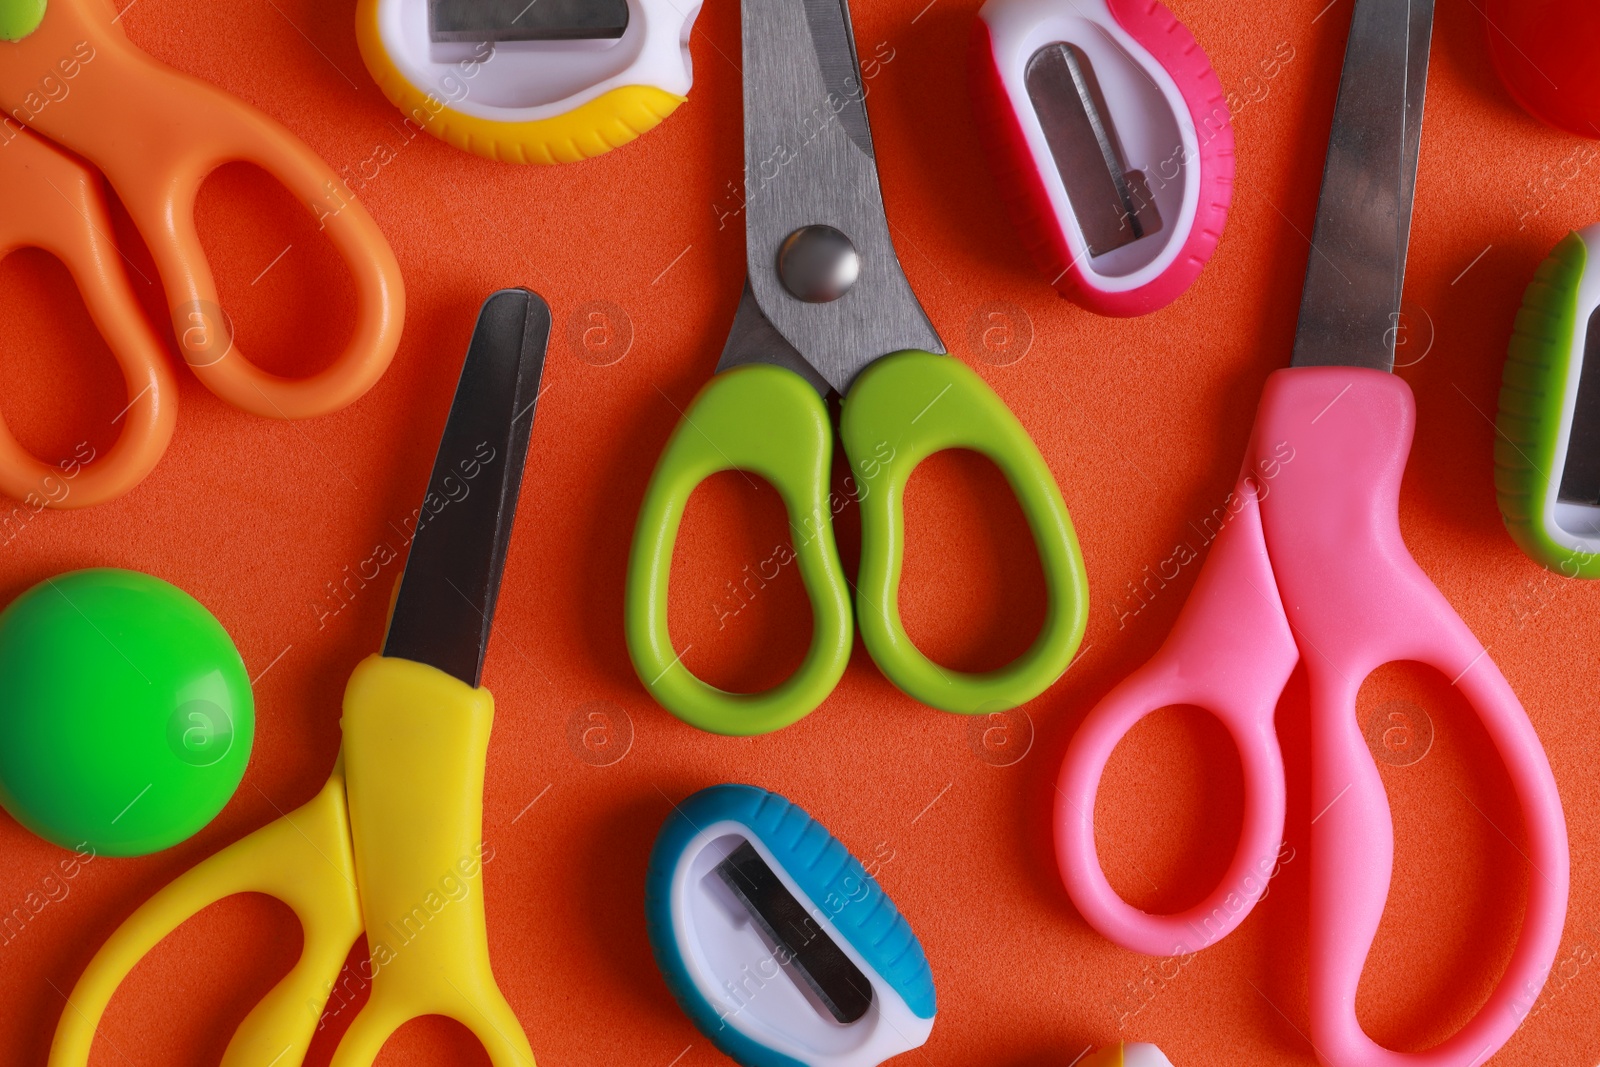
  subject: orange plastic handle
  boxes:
[0,127,176,506]
[0,0,404,420]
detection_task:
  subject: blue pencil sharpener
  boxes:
[644,784,937,1067]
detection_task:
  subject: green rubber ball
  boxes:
[0,569,253,857]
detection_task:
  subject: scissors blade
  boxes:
[1395,0,1434,310]
[383,288,550,687]
[717,281,833,395]
[1289,0,1432,372]
[731,0,942,394]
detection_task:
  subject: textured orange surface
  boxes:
[0,1,1597,1065]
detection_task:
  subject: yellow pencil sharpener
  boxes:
[355,0,700,164]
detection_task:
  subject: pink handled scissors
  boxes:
[1054,1,1568,1065]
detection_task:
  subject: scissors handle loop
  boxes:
[0,130,176,507]
[1252,368,1569,1066]
[1055,485,1296,957]
[625,364,854,735]
[48,768,362,1067]
[842,351,1088,712]
[0,0,403,421]
[335,655,536,1066]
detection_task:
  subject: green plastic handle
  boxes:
[841,350,1088,712]
[625,363,853,735]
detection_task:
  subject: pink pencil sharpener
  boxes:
[971,0,1234,316]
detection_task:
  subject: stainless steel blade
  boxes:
[1025,42,1156,256]
[1395,0,1434,312]
[715,281,833,395]
[1559,310,1600,506]
[383,288,549,687]
[1290,0,1432,372]
[714,841,874,1024]
[428,0,629,41]
[804,0,874,159]
[738,0,942,394]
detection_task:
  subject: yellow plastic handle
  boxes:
[47,766,363,1067]
[334,655,535,1066]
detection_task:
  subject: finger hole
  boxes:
[1354,661,1528,1052]
[326,1011,494,1066]
[0,248,126,482]
[668,470,813,694]
[1094,704,1245,915]
[897,448,1045,672]
[93,892,302,1064]
[193,162,356,382]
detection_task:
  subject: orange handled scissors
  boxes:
[47,289,547,1066]
[0,0,404,508]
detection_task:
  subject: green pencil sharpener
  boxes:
[1496,223,1600,577]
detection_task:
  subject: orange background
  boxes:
[1,0,1598,1064]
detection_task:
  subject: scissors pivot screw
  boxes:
[778,224,861,303]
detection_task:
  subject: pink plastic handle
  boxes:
[1056,366,1568,1067]
[1055,484,1297,956]
[1253,367,1567,1066]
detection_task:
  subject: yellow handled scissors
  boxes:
[46,289,550,1066]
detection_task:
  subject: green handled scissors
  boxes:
[624,0,1089,737]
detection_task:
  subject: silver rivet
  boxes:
[777,225,860,303]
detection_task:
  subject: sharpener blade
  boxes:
[714,841,874,1025]
[428,0,629,41]
[1025,42,1162,258]
[1558,306,1600,507]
